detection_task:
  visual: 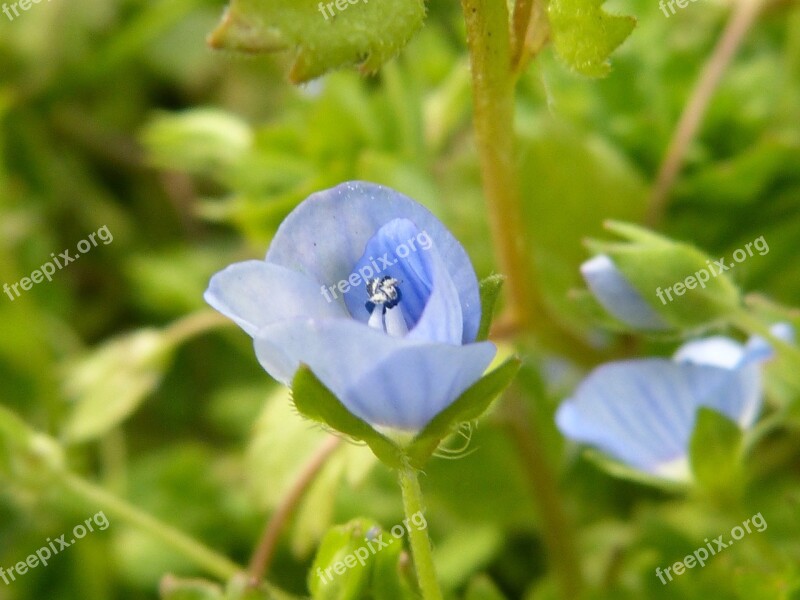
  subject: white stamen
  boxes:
[384,305,409,337]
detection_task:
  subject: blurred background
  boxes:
[1,0,799,598]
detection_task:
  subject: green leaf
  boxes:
[247,385,375,557]
[434,526,504,592]
[141,109,253,184]
[689,407,744,491]
[547,0,635,77]
[208,0,427,83]
[517,120,647,333]
[464,575,508,600]
[308,518,381,600]
[291,366,403,468]
[477,274,504,341]
[0,407,64,492]
[369,534,416,600]
[406,357,521,469]
[61,329,175,444]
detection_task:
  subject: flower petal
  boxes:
[673,336,746,369]
[265,181,481,343]
[252,319,496,430]
[556,359,742,478]
[673,335,764,426]
[204,260,346,337]
[581,255,669,330]
[342,218,462,344]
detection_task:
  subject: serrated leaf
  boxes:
[547,0,635,77]
[689,407,743,491]
[406,357,521,469]
[291,365,403,468]
[208,0,427,83]
[477,274,504,341]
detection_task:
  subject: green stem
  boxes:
[163,309,234,347]
[459,0,604,366]
[503,391,583,598]
[58,471,242,581]
[248,436,341,584]
[646,0,765,226]
[397,466,443,600]
[460,0,540,331]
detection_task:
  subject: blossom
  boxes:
[555,325,791,481]
[580,222,742,330]
[581,255,669,331]
[205,181,496,432]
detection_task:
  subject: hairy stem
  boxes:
[647,0,766,225]
[398,466,443,600]
[460,0,541,331]
[59,471,242,581]
[248,435,341,584]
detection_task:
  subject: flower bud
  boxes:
[582,221,742,331]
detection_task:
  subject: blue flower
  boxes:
[580,254,669,331]
[205,181,496,432]
[555,325,792,481]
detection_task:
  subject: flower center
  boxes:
[366,276,402,310]
[365,276,408,337]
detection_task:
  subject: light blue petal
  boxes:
[405,243,464,345]
[581,255,669,331]
[253,319,496,430]
[265,181,481,343]
[556,359,743,475]
[673,336,746,369]
[343,219,433,327]
[673,336,763,427]
[674,326,795,427]
[741,322,795,365]
[340,218,463,344]
[204,260,346,337]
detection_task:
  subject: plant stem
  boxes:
[164,309,234,346]
[460,0,541,331]
[503,391,583,598]
[646,0,765,226]
[398,465,443,600]
[248,435,341,584]
[58,471,242,581]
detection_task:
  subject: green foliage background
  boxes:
[1,0,799,599]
